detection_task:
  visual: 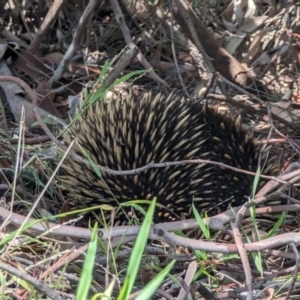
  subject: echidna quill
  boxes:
[59,93,276,225]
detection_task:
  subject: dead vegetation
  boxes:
[1,0,300,299]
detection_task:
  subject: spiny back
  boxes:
[59,93,274,224]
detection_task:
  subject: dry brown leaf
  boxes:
[35,81,58,116]
[14,50,52,83]
[0,61,53,127]
[140,269,155,285]
[243,27,274,63]
[226,16,268,54]
[177,260,197,300]
[44,52,64,68]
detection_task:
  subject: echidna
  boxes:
[59,93,275,225]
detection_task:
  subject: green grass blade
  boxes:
[117,198,156,300]
[192,203,210,240]
[111,70,147,88]
[264,211,286,239]
[135,260,175,300]
[76,223,99,299]
[92,278,115,300]
[251,166,261,197]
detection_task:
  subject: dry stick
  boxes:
[157,230,300,254]
[104,47,140,88]
[0,184,36,200]
[155,6,206,80]
[231,222,253,300]
[234,165,300,228]
[235,180,295,228]
[2,206,300,255]
[1,204,300,245]
[10,135,51,145]
[0,206,101,240]
[174,0,215,74]
[40,244,88,279]
[0,261,65,300]
[167,1,192,98]
[109,0,170,89]
[56,157,282,180]
[28,0,64,53]
[256,163,300,197]
[261,265,300,285]
[49,0,97,85]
